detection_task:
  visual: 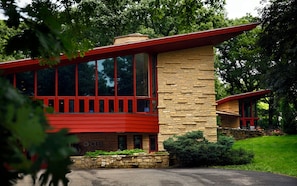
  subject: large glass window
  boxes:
[16,71,34,96]
[37,68,55,96]
[136,53,149,96]
[117,56,133,96]
[98,58,114,96]
[78,61,96,96]
[58,64,76,96]
[152,55,157,98]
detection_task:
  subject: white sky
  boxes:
[1,0,263,20]
[225,0,264,19]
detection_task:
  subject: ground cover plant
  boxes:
[163,131,254,167]
[85,149,145,157]
[220,135,297,177]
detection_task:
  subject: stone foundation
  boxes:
[70,153,169,169]
[218,127,264,140]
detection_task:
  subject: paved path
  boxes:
[17,168,297,186]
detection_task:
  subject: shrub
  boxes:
[163,131,254,167]
[85,149,145,157]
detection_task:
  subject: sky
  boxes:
[225,0,265,19]
[1,0,264,20]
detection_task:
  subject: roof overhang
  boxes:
[216,90,271,105]
[216,110,240,117]
[0,23,259,75]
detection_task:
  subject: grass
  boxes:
[219,135,297,177]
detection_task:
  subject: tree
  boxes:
[0,20,25,61]
[259,0,297,134]
[74,0,227,46]
[0,78,78,186]
[0,0,94,185]
[0,0,93,65]
[216,16,269,95]
[259,0,297,107]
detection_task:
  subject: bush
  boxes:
[85,149,145,157]
[163,131,254,167]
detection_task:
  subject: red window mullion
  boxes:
[95,60,98,97]
[34,71,37,96]
[104,97,109,112]
[13,73,16,87]
[64,97,69,112]
[94,97,99,112]
[55,68,58,112]
[123,98,128,112]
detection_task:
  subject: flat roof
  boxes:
[0,23,258,75]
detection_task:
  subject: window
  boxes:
[134,135,142,149]
[118,135,127,150]
[37,68,55,96]
[58,64,75,96]
[152,55,157,98]
[98,58,114,96]
[69,99,74,112]
[16,71,34,96]
[78,61,95,96]
[137,99,150,112]
[89,100,94,112]
[117,56,133,96]
[59,100,64,112]
[149,135,157,152]
[99,100,104,112]
[136,53,149,96]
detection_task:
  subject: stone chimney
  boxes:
[113,33,149,45]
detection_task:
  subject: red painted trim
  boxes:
[0,23,258,75]
[46,113,159,133]
[216,90,271,105]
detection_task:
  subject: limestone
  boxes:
[157,46,217,150]
[70,154,169,169]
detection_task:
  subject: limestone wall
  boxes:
[70,154,169,169]
[157,46,217,150]
[217,100,239,114]
[218,127,264,140]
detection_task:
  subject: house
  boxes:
[0,23,258,155]
[216,90,271,130]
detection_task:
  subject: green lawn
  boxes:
[220,135,297,177]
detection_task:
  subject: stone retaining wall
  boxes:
[218,127,264,140]
[70,154,169,169]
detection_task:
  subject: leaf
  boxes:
[6,105,46,148]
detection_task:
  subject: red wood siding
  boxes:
[46,113,158,133]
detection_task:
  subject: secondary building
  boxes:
[0,23,258,154]
[216,90,271,130]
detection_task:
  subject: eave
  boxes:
[0,23,259,75]
[216,90,271,105]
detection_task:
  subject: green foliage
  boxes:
[73,0,227,46]
[85,149,145,157]
[216,16,268,95]
[280,98,297,134]
[259,0,297,109]
[0,78,78,186]
[163,131,254,167]
[0,20,25,61]
[0,0,93,65]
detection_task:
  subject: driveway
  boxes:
[17,168,297,186]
